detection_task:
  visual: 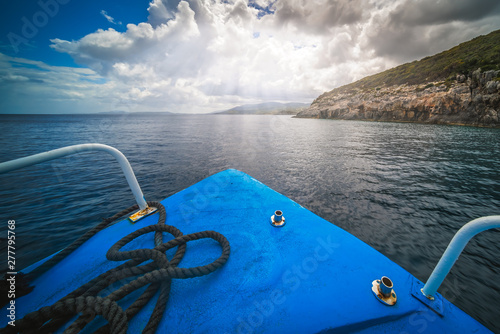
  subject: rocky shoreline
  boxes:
[296,69,500,128]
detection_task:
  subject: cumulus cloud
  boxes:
[52,2,200,76]
[49,0,380,112]
[147,0,183,26]
[7,0,500,113]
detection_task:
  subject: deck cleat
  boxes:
[270,210,286,227]
[372,276,397,306]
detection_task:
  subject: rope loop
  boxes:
[1,202,230,334]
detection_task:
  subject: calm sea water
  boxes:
[0,114,499,331]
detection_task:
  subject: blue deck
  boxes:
[1,169,491,333]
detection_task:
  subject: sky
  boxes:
[1,0,500,114]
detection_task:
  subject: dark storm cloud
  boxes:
[273,0,370,34]
[364,0,500,63]
[390,0,500,26]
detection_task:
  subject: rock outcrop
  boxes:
[296,69,500,127]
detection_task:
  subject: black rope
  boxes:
[1,201,230,334]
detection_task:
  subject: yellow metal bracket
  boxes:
[128,206,158,223]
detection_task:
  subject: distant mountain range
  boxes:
[213,102,310,115]
[99,110,176,115]
[98,103,310,115]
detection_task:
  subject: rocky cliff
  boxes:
[296,29,500,127]
[296,69,500,127]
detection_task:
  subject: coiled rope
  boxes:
[1,201,230,334]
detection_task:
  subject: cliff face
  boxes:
[297,69,500,127]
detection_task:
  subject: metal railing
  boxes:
[422,215,500,298]
[0,143,148,210]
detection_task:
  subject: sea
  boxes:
[0,113,499,332]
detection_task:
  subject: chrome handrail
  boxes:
[422,215,500,298]
[0,143,148,210]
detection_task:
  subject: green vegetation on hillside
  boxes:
[331,29,500,95]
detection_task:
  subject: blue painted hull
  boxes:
[1,170,491,333]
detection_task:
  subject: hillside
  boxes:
[296,30,500,127]
[214,102,309,115]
